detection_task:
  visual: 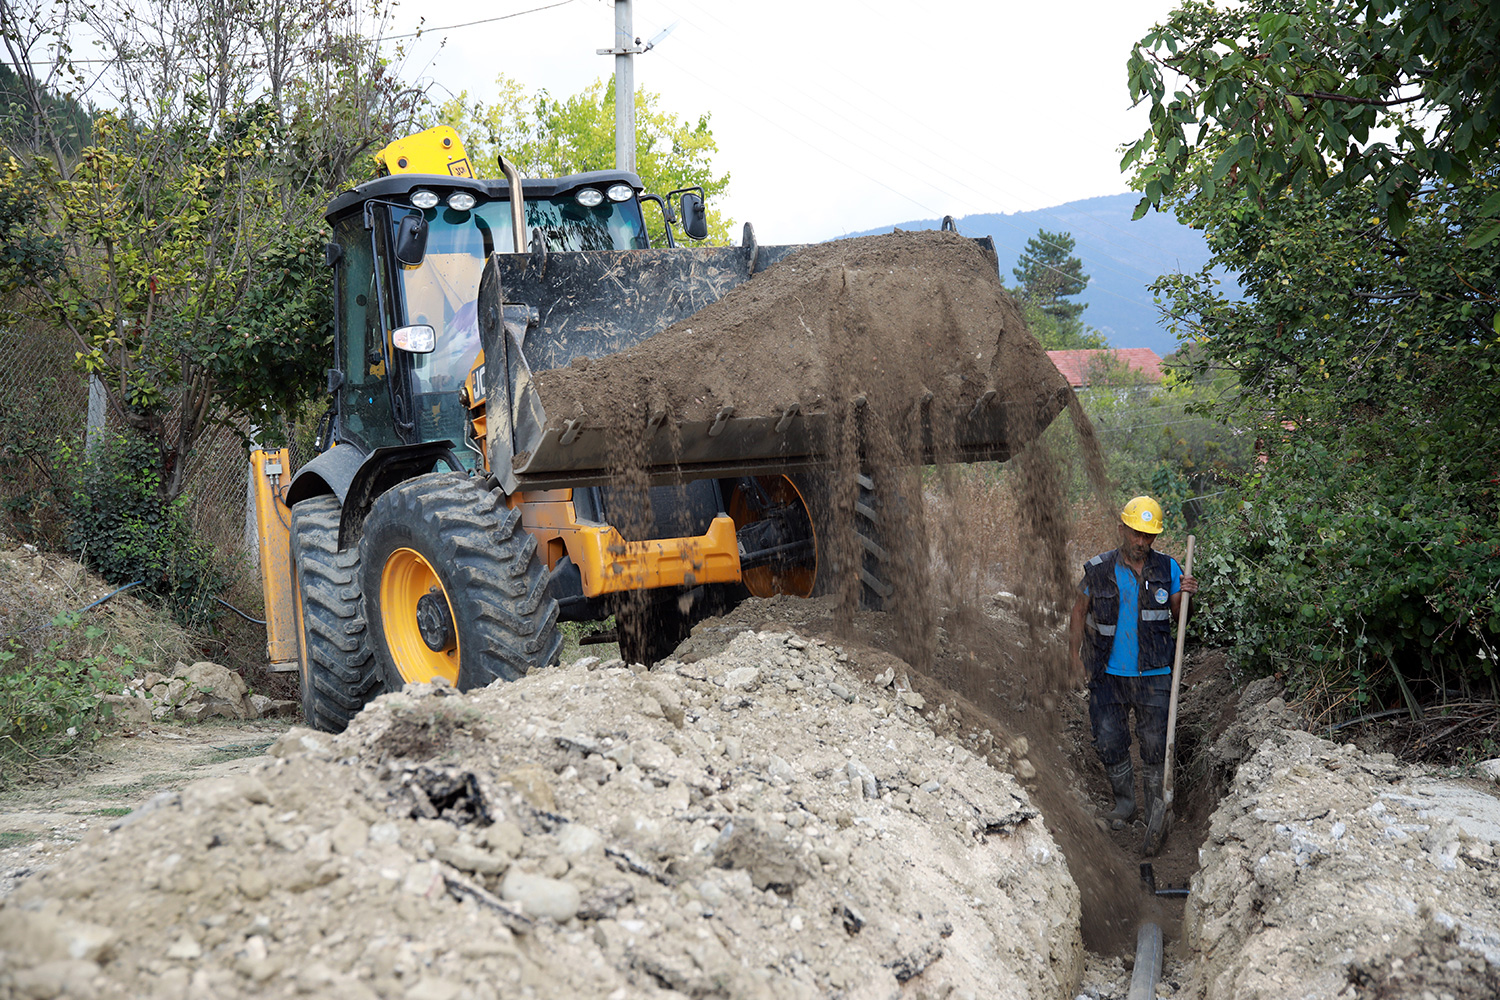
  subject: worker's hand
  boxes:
[1180,574,1199,596]
[1068,648,1086,689]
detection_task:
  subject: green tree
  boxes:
[1010,229,1107,349]
[1013,229,1088,321]
[1125,0,1500,717]
[437,75,733,246]
[1124,0,1500,245]
[0,0,423,502]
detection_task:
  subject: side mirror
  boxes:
[678,191,708,241]
[391,324,435,354]
[394,213,429,267]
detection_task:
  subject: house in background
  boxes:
[1046,348,1164,389]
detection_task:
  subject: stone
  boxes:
[12,960,100,1000]
[501,765,556,811]
[330,815,369,856]
[900,690,926,710]
[172,661,250,720]
[557,823,604,858]
[435,843,507,875]
[847,759,878,799]
[246,694,299,719]
[482,821,525,859]
[724,667,760,690]
[101,693,153,727]
[404,978,464,1000]
[499,870,581,922]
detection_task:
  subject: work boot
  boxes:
[1142,763,1164,816]
[1103,759,1136,830]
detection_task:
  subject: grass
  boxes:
[0,830,39,848]
[189,741,274,766]
[83,772,177,799]
[89,806,131,817]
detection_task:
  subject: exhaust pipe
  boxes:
[496,153,527,253]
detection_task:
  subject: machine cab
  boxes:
[323,127,652,461]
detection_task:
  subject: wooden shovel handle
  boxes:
[1160,535,1195,807]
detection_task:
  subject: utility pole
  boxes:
[597,0,640,174]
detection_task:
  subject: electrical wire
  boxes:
[642,0,1187,280]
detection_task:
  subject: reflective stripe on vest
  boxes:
[1086,613,1117,636]
[1140,609,1172,621]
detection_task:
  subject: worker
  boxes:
[1068,496,1198,832]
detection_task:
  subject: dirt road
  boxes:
[0,720,293,899]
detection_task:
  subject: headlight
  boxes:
[410,190,440,210]
[574,188,604,208]
[606,183,634,203]
[446,191,476,212]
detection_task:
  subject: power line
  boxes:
[2,1,577,67]
[647,0,1187,277]
[382,0,578,40]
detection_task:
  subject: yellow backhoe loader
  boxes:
[253,127,1068,732]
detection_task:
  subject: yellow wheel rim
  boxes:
[380,547,459,685]
[727,476,817,599]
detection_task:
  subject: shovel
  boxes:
[1144,534,1194,858]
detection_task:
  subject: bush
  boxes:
[1196,430,1500,721]
[62,431,225,625]
[0,612,143,784]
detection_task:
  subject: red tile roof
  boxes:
[1046,349,1165,388]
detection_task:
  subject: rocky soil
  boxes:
[1187,724,1500,1000]
[0,627,1083,1000]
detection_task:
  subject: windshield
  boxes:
[392,194,648,398]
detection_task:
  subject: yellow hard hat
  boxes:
[1121,496,1165,534]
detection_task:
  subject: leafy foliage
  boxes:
[62,433,225,625]
[0,613,142,785]
[437,75,734,245]
[1128,1,1500,715]
[0,0,423,502]
[1125,0,1500,244]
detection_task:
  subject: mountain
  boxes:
[844,193,1217,357]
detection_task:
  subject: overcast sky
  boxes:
[383,0,1183,245]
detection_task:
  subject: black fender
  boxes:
[286,441,463,550]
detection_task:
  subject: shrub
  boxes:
[1195,430,1500,722]
[0,612,143,784]
[62,431,225,625]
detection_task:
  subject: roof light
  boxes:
[574,188,604,208]
[606,183,634,203]
[446,191,476,212]
[410,190,440,209]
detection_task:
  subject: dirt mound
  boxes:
[1187,723,1500,999]
[0,631,1084,999]
[534,229,1068,439]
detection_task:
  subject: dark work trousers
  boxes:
[1088,672,1173,767]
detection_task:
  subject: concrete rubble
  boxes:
[0,631,1083,999]
[1188,727,1500,1000]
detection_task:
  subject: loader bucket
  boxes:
[478,230,1070,493]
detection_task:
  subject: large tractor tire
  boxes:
[359,473,562,690]
[728,471,894,611]
[290,495,383,732]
